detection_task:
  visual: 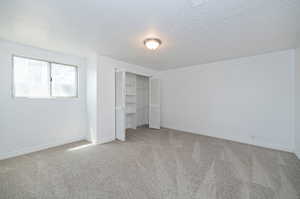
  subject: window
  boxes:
[13,56,78,98]
[13,57,50,98]
[51,63,78,97]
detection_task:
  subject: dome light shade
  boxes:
[144,38,162,50]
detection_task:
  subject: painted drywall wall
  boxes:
[94,56,156,143]
[0,39,88,160]
[156,50,295,152]
[86,54,98,142]
[136,75,149,127]
[97,57,116,143]
[295,48,300,158]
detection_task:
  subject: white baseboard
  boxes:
[97,136,115,144]
[162,126,293,152]
[0,136,87,161]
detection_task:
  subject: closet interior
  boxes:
[125,72,149,129]
[115,70,160,141]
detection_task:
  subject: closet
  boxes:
[125,72,149,129]
[125,72,138,129]
[115,71,160,141]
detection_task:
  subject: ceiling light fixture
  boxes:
[144,38,162,50]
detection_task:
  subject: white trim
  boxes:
[0,136,87,160]
[97,136,116,144]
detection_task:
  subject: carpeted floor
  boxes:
[0,127,300,199]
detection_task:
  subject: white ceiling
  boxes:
[0,0,299,70]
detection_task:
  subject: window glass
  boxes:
[51,63,77,97]
[13,56,78,98]
[13,56,50,98]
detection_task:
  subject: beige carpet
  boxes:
[0,128,300,199]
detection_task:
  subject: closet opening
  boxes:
[115,71,160,141]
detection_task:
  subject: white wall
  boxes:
[92,56,156,143]
[86,54,98,142]
[0,39,88,160]
[156,50,295,152]
[97,57,116,143]
[295,48,300,158]
[136,75,149,127]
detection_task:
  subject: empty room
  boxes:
[0,0,300,198]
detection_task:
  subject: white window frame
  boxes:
[12,55,79,99]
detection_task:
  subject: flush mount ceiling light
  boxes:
[144,38,162,50]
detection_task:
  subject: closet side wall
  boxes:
[136,75,149,127]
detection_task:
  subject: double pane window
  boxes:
[13,56,78,98]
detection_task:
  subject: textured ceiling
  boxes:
[0,0,299,70]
